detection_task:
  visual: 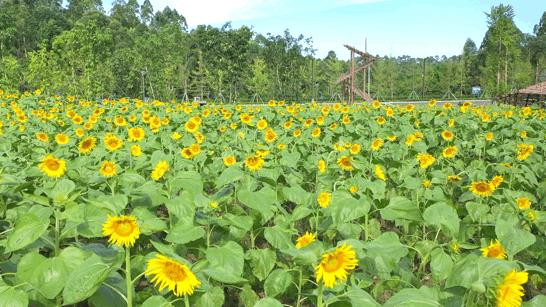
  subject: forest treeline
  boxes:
[0,1,545,101]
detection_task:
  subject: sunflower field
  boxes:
[0,90,545,307]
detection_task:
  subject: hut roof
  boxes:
[518,81,546,95]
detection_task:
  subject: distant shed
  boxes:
[500,81,546,106]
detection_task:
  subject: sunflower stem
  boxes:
[296,268,303,307]
[317,284,324,307]
[54,209,61,256]
[125,246,133,307]
[184,294,190,307]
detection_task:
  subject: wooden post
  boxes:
[350,50,355,104]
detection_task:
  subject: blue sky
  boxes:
[104,0,545,59]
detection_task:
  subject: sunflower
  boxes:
[481,240,506,259]
[293,129,302,137]
[184,119,199,133]
[516,144,534,161]
[375,165,387,181]
[102,215,140,247]
[39,154,66,178]
[349,144,361,155]
[315,244,358,288]
[295,232,316,249]
[349,185,358,194]
[442,146,458,158]
[387,135,397,142]
[36,132,49,142]
[470,181,494,197]
[190,143,201,156]
[317,192,332,208]
[265,128,278,143]
[128,127,145,142]
[516,197,531,210]
[491,175,504,188]
[75,128,85,138]
[376,116,386,125]
[171,132,182,140]
[256,119,268,130]
[405,134,417,146]
[337,156,353,171]
[181,147,194,159]
[422,179,432,188]
[496,270,528,307]
[99,161,117,177]
[485,132,494,141]
[104,133,123,152]
[311,128,321,138]
[416,153,435,169]
[145,254,201,296]
[371,139,384,151]
[318,159,326,173]
[448,175,462,182]
[245,155,264,172]
[131,144,142,157]
[77,136,96,154]
[441,130,454,141]
[55,133,69,145]
[151,160,169,181]
[223,155,236,166]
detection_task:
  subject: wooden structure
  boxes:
[336,44,375,103]
[500,81,546,106]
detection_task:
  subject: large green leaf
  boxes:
[364,232,408,277]
[423,202,460,236]
[204,241,246,283]
[0,287,28,307]
[264,226,294,250]
[62,254,111,304]
[165,221,205,244]
[346,286,380,306]
[430,248,453,281]
[383,287,441,307]
[6,210,52,252]
[264,269,292,298]
[196,286,225,307]
[326,191,370,223]
[495,217,536,258]
[238,187,277,223]
[30,257,69,299]
[381,196,422,222]
[247,248,277,281]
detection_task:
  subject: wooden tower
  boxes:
[336,44,375,103]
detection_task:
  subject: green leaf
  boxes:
[171,171,203,195]
[240,284,259,307]
[466,201,489,222]
[132,207,167,235]
[430,248,453,281]
[253,297,283,307]
[238,187,276,223]
[346,286,380,307]
[446,254,513,288]
[16,251,47,283]
[381,196,422,222]
[30,257,69,299]
[364,232,408,277]
[523,295,546,307]
[0,287,28,307]
[6,211,52,252]
[383,287,441,307]
[165,222,205,244]
[142,295,173,307]
[62,255,111,304]
[196,286,225,307]
[280,151,301,168]
[264,269,292,298]
[423,202,460,236]
[496,217,536,258]
[50,178,76,204]
[204,241,246,283]
[247,248,277,281]
[264,226,294,250]
[215,166,244,188]
[326,191,370,223]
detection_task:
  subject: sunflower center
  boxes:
[114,221,135,236]
[476,183,489,192]
[487,246,502,257]
[162,262,187,281]
[323,254,343,273]
[46,159,60,170]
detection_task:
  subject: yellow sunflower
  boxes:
[39,154,67,178]
[184,119,199,133]
[102,215,140,247]
[99,161,117,177]
[128,127,145,142]
[442,146,458,158]
[104,133,123,152]
[315,244,358,288]
[318,159,326,173]
[416,153,435,169]
[151,160,169,181]
[295,232,317,249]
[485,132,494,141]
[491,175,504,188]
[337,156,353,171]
[36,132,49,142]
[481,240,506,259]
[375,165,387,181]
[470,181,494,197]
[256,119,268,130]
[265,128,278,143]
[78,136,97,154]
[145,254,201,296]
[496,270,528,307]
[245,155,264,172]
[441,130,454,141]
[311,127,321,138]
[55,133,69,145]
[181,147,194,159]
[223,155,236,166]
[317,192,332,208]
[131,144,142,157]
[516,144,534,161]
[516,197,531,210]
[371,139,384,151]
